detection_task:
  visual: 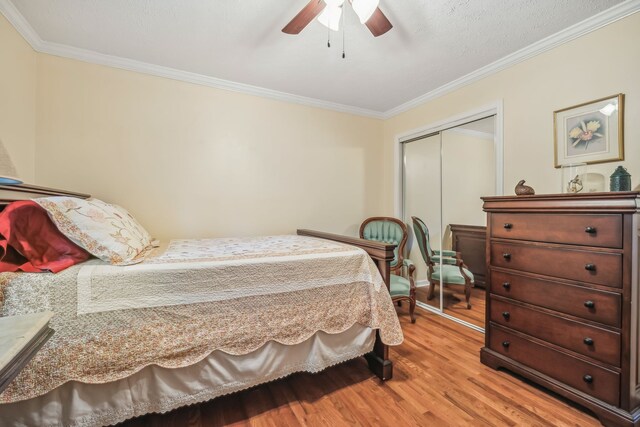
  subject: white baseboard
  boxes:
[416,279,430,288]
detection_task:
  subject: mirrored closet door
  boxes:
[402,115,498,330]
[403,133,442,312]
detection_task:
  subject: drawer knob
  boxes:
[585,263,596,272]
[585,226,597,234]
[502,253,511,260]
[502,341,510,348]
[583,374,593,384]
[584,337,594,346]
[502,311,510,320]
[503,223,513,229]
[584,300,595,309]
[502,282,511,290]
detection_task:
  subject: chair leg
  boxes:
[427,281,435,300]
[392,297,416,323]
[465,279,472,309]
[409,297,416,323]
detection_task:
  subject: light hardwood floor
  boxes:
[121,309,601,426]
[416,285,486,328]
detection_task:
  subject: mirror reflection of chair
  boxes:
[411,216,474,309]
[360,217,416,323]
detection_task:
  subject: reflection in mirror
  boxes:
[403,134,442,312]
[440,116,496,329]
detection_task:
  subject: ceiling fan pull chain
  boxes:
[327,23,331,48]
[342,4,346,58]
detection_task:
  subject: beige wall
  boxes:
[0,14,36,182]
[383,12,640,213]
[35,55,384,240]
[4,11,640,241]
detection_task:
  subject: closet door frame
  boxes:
[395,101,504,333]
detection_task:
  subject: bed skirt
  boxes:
[1,324,375,427]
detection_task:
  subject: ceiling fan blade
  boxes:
[282,0,326,34]
[365,7,392,37]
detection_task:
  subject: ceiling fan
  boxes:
[282,0,392,37]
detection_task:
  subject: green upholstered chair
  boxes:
[411,216,475,309]
[360,217,416,323]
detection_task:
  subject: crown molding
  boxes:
[37,40,386,119]
[382,0,640,119]
[0,0,385,120]
[0,0,41,48]
[2,0,638,120]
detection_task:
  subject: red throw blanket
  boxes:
[0,200,90,273]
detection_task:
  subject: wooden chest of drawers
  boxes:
[481,192,640,427]
[450,224,487,288]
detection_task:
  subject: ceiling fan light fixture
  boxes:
[352,0,379,24]
[317,5,342,31]
[323,0,345,7]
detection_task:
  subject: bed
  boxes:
[0,184,403,427]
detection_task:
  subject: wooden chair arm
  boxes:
[456,260,472,283]
[402,259,416,291]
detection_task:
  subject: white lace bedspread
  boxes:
[0,235,403,404]
[77,235,378,314]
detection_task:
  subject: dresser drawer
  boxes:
[489,327,620,406]
[490,270,621,327]
[491,242,622,288]
[490,213,623,248]
[490,297,621,366]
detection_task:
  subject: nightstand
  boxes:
[0,311,54,394]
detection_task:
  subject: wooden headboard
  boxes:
[0,184,90,210]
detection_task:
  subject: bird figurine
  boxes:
[515,180,535,196]
[567,175,584,193]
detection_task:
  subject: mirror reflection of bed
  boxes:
[403,116,497,330]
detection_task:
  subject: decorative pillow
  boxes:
[0,200,91,273]
[34,197,153,265]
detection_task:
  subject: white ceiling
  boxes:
[5,0,630,114]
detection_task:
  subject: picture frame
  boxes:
[554,93,624,168]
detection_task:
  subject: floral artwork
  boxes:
[554,94,624,167]
[569,120,603,149]
[564,113,608,158]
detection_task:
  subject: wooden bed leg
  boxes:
[365,331,393,380]
[368,252,393,380]
[296,229,397,381]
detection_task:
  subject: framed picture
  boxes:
[554,93,624,168]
